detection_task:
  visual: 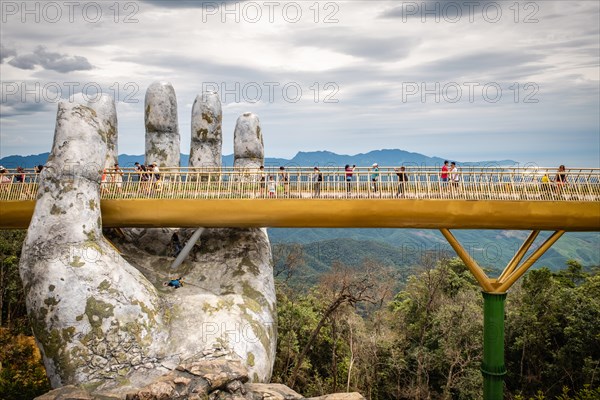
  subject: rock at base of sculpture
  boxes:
[35,359,367,400]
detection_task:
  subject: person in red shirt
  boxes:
[441,160,449,182]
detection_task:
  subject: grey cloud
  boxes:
[0,99,54,118]
[289,27,418,61]
[380,1,503,20]
[403,50,547,82]
[8,46,93,73]
[0,43,17,63]
[141,0,240,9]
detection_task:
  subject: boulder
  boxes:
[245,383,304,399]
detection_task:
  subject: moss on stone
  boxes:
[85,230,98,242]
[85,297,115,329]
[30,309,80,382]
[220,284,235,295]
[89,199,97,211]
[202,112,213,124]
[44,297,59,307]
[132,300,157,324]
[49,284,56,292]
[98,280,111,292]
[62,327,76,341]
[50,204,65,215]
[197,128,209,141]
[81,380,104,392]
[83,240,103,257]
[102,123,114,144]
[232,256,260,277]
[241,282,265,306]
[202,298,235,315]
[247,352,255,367]
[70,256,85,268]
[238,306,272,358]
[145,105,157,132]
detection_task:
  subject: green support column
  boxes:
[482,292,507,400]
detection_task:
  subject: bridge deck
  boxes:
[1,167,599,230]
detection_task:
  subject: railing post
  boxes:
[482,291,507,400]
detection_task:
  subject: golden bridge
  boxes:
[2,165,599,400]
[1,166,599,231]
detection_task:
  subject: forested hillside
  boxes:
[270,229,600,277]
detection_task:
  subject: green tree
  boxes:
[0,230,29,334]
[388,257,484,399]
[0,328,51,399]
[505,262,600,398]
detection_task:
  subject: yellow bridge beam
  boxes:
[1,198,599,230]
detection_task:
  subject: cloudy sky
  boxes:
[1,0,599,166]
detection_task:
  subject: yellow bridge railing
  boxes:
[1,167,599,202]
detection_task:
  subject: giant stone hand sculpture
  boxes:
[18,83,276,395]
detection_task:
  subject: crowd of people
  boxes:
[0,162,572,197]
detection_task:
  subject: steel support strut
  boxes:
[482,292,507,400]
[439,229,567,400]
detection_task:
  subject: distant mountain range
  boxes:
[0,149,517,169]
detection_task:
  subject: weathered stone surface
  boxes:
[86,94,118,170]
[23,93,276,395]
[244,383,304,399]
[233,112,263,169]
[116,98,275,383]
[307,394,366,400]
[145,81,180,167]
[182,227,276,382]
[114,226,277,383]
[19,102,166,388]
[36,364,365,400]
[178,359,248,390]
[190,91,223,168]
[35,385,95,400]
[130,381,176,400]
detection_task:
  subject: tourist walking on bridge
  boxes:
[371,163,380,195]
[278,166,289,197]
[345,164,355,194]
[450,162,460,189]
[395,166,408,198]
[113,163,124,189]
[259,165,266,189]
[312,167,322,197]
[0,166,11,185]
[268,176,276,197]
[134,162,143,182]
[555,164,567,193]
[441,160,449,182]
